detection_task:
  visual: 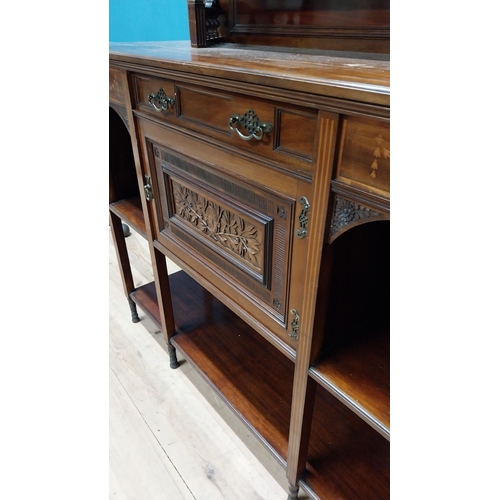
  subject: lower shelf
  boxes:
[310,324,390,438]
[130,282,161,328]
[301,383,390,500]
[169,270,293,466]
[109,196,146,238]
[164,270,389,500]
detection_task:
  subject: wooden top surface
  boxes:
[109,41,390,106]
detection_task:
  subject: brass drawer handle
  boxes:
[229,109,273,141]
[148,88,175,112]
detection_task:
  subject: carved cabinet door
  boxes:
[137,117,313,351]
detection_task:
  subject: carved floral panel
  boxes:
[172,180,264,271]
[148,141,295,326]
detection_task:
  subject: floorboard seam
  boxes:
[109,364,198,499]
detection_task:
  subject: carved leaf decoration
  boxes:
[173,183,189,219]
[172,180,261,266]
[246,233,261,260]
[383,148,390,159]
[205,203,219,236]
[241,223,257,238]
[195,196,207,220]
[218,210,230,242]
[373,147,381,158]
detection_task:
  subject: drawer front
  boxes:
[132,74,177,117]
[132,73,317,174]
[177,84,275,148]
[148,140,295,329]
[335,116,390,198]
[178,84,318,173]
[109,67,128,106]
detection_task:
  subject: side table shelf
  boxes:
[129,281,161,329]
[109,104,144,324]
[109,196,146,238]
[311,220,390,438]
[109,204,162,330]
[109,196,164,328]
[164,270,390,500]
[300,383,390,500]
[310,324,390,438]
[169,270,294,467]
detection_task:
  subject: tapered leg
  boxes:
[150,246,180,369]
[110,212,136,321]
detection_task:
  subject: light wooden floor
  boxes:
[109,225,310,500]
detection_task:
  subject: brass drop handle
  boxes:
[148,88,175,112]
[229,109,273,141]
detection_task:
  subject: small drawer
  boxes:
[176,83,275,154]
[109,67,128,107]
[177,83,317,173]
[335,116,390,198]
[132,74,177,117]
[132,73,317,174]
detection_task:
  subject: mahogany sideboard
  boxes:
[109,33,390,500]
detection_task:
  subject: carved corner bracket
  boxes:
[110,103,130,132]
[328,196,388,244]
[172,180,263,269]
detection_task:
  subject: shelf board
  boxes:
[130,282,161,329]
[300,384,390,500]
[169,271,294,466]
[137,272,389,499]
[310,325,390,438]
[109,196,146,239]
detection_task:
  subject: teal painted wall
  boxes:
[109,0,189,42]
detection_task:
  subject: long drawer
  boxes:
[131,72,318,175]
